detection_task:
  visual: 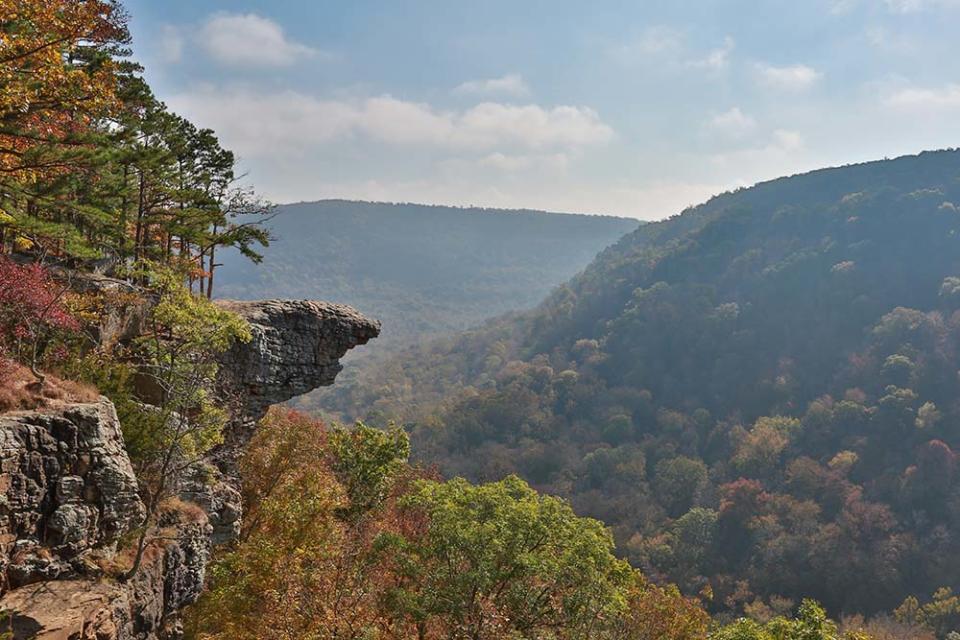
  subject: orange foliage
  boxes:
[188,408,711,640]
[611,577,710,640]
[188,409,432,640]
[0,0,129,181]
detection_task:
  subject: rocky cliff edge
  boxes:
[0,299,379,639]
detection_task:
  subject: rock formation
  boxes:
[214,299,381,447]
[0,400,145,587]
[0,299,379,639]
[189,299,381,544]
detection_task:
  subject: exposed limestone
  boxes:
[175,462,242,546]
[175,299,380,545]
[0,516,210,640]
[50,267,152,349]
[0,400,145,587]
[0,402,211,638]
[0,579,121,639]
[0,298,379,639]
[215,299,380,445]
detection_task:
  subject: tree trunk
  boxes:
[119,164,130,268]
[134,170,146,275]
[206,243,216,299]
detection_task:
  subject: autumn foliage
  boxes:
[0,255,78,369]
[187,408,711,640]
[0,0,128,180]
[187,409,430,639]
[0,0,269,294]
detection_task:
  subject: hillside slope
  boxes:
[214,200,638,346]
[325,150,960,617]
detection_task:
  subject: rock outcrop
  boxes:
[0,513,210,640]
[215,299,381,446]
[187,299,380,544]
[0,400,145,587]
[0,299,379,639]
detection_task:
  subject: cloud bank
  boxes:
[199,13,319,67]
[169,88,614,157]
[454,74,531,98]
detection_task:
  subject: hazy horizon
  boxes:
[267,149,955,221]
[124,0,960,219]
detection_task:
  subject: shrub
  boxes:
[0,256,80,379]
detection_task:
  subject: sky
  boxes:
[123,0,960,220]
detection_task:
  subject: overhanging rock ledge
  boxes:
[214,299,381,447]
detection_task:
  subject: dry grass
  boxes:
[160,496,209,524]
[0,361,99,412]
[97,496,210,579]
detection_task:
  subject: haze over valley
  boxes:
[2,2,960,639]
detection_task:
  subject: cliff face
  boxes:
[190,299,381,544]
[0,514,211,640]
[0,400,145,587]
[0,299,379,639]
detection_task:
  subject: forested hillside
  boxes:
[324,150,960,620]
[6,1,959,638]
[214,200,637,345]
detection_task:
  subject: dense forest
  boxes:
[322,149,960,624]
[2,0,960,638]
[187,406,929,640]
[214,200,637,345]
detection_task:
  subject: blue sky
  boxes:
[124,0,960,219]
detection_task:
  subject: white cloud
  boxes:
[168,88,353,155]
[478,152,570,172]
[884,0,916,10]
[885,0,927,11]
[614,29,735,74]
[158,25,184,63]
[635,26,684,54]
[707,107,756,136]
[884,0,960,11]
[833,0,960,12]
[772,129,805,151]
[886,84,960,110]
[710,129,806,171]
[611,26,684,62]
[755,63,822,91]
[690,37,735,71]
[454,74,531,97]
[199,13,318,67]
[456,102,613,149]
[863,26,919,53]
[167,87,614,158]
[829,0,859,14]
[356,97,456,146]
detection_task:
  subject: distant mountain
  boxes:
[214,200,638,346]
[323,150,960,616]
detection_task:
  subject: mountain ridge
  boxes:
[214,199,639,347]
[318,149,960,616]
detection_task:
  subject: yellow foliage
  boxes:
[0,0,127,179]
